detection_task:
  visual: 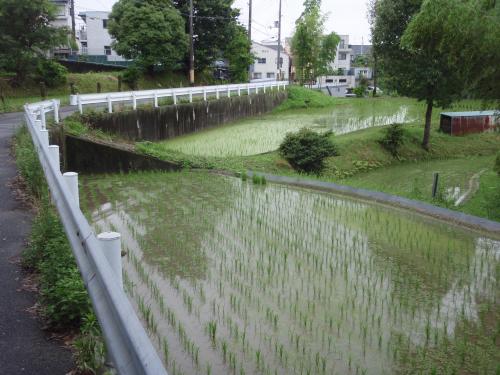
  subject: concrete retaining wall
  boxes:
[83,91,287,141]
[65,135,180,174]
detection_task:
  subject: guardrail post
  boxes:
[203,88,207,101]
[154,92,158,107]
[48,145,60,172]
[78,95,83,114]
[39,129,49,148]
[63,172,80,209]
[227,87,231,98]
[52,99,59,123]
[173,92,177,105]
[247,84,250,96]
[107,95,113,113]
[189,91,193,103]
[39,106,46,130]
[263,85,266,93]
[256,86,259,94]
[132,92,137,110]
[238,87,241,96]
[97,232,123,289]
[216,89,219,100]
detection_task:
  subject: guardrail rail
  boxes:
[70,80,289,113]
[24,100,168,375]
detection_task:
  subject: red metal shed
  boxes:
[440,111,498,136]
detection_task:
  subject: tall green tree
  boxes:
[317,32,341,78]
[108,0,188,73]
[225,24,254,82]
[0,0,67,84]
[173,0,248,74]
[291,0,325,84]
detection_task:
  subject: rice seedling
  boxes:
[81,170,500,375]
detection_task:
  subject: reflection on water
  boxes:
[82,171,499,375]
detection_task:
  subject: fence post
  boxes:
[39,129,49,149]
[247,84,250,96]
[78,95,83,114]
[189,91,193,103]
[48,145,60,172]
[238,87,241,96]
[132,92,137,110]
[227,87,231,98]
[97,232,123,290]
[39,106,46,130]
[256,86,259,94]
[52,99,59,123]
[107,95,113,113]
[154,92,158,108]
[63,172,80,208]
[173,92,177,105]
[432,173,439,198]
[216,89,219,100]
[263,85,266,93]
[203,88,207,101]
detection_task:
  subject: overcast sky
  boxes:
[76,0,372,45]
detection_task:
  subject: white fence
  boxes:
[70,81,289,113]
[24,100,168,375]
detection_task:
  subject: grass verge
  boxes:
[14,126,106,372]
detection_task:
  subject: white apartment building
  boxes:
[78,11,125,61]
[318,34,355,88]
[251,41,290,81]
[51,0,72,29]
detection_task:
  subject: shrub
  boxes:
[380,123,406,156]
[121,66,142,90]
[277,86,337,111]
[353,86,366,98]
[36,59,68,87]
[279,129,338,173]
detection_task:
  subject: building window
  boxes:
[267,72,275,78]
[326,79,333,83]
[253,72,262,79]
[339,52,347,60]
[275,57,284,68]
[257,58,266,64]
[339,39,345,49]
[103,19,108,28]
[104,46,112,55]
[339,78,347,83]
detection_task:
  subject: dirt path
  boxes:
[454,169,487,206]
[0,111,74,374]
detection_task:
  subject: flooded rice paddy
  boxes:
[81,171,499,375]
[157,98,422,157]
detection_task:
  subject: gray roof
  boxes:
[350,45,372,56]
[440,110,498,117]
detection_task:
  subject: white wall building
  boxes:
[78,11,125,61]
[51,0,72,29]
[251,41,289,81]
[318,35,355,88]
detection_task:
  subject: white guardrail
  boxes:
[24,100,168,375]
[70,81,289,113]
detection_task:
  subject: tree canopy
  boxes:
[0,0,67,83]
[291,0,339,83]
[108,0,188,72]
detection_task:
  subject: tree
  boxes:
[373,0,462,150]
[291,0,325,84]
[0,0,67,84]
[108,0,188,73]
[173,0,246,73]
[317,32,341,83]
[225,24,254,82]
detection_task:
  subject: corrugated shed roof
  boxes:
[440,110,498,117]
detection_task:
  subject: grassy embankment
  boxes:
[0,70,198,113]
[64,86,500,220]
[14,126,106,372]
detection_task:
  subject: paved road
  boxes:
[0,110,74,374]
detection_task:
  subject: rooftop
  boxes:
[440,110,498,117]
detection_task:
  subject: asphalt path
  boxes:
[0,110,74,374]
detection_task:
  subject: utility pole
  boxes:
[276,0,282,80]
[70,0,76,38]
[248,0,253,80]
[189,0,195,85]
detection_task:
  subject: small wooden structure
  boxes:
[440,110,498,136]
